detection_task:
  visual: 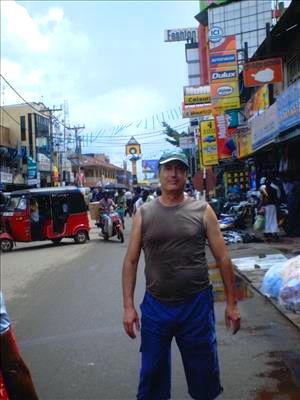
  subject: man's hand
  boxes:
[123,307,140,339]
[225,304,241,334]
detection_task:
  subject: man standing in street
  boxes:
[122,149,241,400]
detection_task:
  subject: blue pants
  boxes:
[137,287,222,400]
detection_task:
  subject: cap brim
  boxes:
[159,157,189,168]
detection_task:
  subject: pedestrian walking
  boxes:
[122,149,241,400]
[260,177,280,240]
[116,188,126,229]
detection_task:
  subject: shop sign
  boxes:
[210,68,238,82]
[244,85,269,120]
[225,110,239,128]
[164,27,198,42]
[208,26,223,43]
[250,103,279,151]
[182,104,213,118]
[214,114,234,160]
[276,79,300,131]
[27,157,37,179]
[211,79,239,98]
[209,36,237,68]
[179,136,195,150]
[0,171,13,184]
[37,153,51,171]
[183,85,211,105]
[199,120,218,166]
[210,53,236,66]
[184,94,211,105]
[237,128,252,158]
[27,178,39,186]
[212,96,240,114]
[243,58,283,87]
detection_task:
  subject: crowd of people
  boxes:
[91,183,200,229]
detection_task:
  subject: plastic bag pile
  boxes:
[261,255,300,314]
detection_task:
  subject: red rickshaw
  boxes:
[0,186,90,252]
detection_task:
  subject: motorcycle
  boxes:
[96,211,124,242]
[218,200,251,230]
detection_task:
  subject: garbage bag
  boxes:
[253,215,265,231]
[261,264,284,300]
[282,255,300,283]
[279,256,300,314]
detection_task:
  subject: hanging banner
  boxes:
[243,58,283,87]
[200,120,218,166]
[244,85,269,120]
[214,114,233,159]
[237,128,252,158]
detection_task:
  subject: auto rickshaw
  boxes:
[0,186,90,252]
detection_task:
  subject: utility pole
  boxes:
[68,125,85,184]
[41,106,62,186]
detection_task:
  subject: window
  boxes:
[7,196,27,211]
[20,116,26,141]
[287,53,300,84]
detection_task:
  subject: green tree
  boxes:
[162,122,188,147]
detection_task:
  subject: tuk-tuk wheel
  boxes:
[1,239,13,252]
[74,230,88,244]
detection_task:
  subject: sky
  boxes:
[1,0,200,169]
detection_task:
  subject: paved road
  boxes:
[2,217,300,399]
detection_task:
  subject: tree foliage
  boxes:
[162,122,188,147]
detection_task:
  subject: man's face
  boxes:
[159,161,187,194]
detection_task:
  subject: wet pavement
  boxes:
[210,265,300,400]
[255,351,300,399]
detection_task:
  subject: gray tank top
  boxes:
[140,197,210,303]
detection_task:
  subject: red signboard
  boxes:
[243,58,283,87]
[214,115,236,159]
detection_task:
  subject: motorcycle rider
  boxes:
[99,191,116,233]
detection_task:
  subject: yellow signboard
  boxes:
[200,120,218,166]
[212,96,241,114]
[237,131,252,158]
[184,94,211,105]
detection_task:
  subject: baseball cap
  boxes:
[158,149,189,169]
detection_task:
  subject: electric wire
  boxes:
[0,74,189,141]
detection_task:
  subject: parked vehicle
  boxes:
[218,200,251,230]
[96,211,124,242]
[0,187,90,252]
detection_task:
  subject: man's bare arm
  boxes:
[204,205,241,334]
[122,209,142,338]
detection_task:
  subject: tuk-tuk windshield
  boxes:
[7,196,27,212]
